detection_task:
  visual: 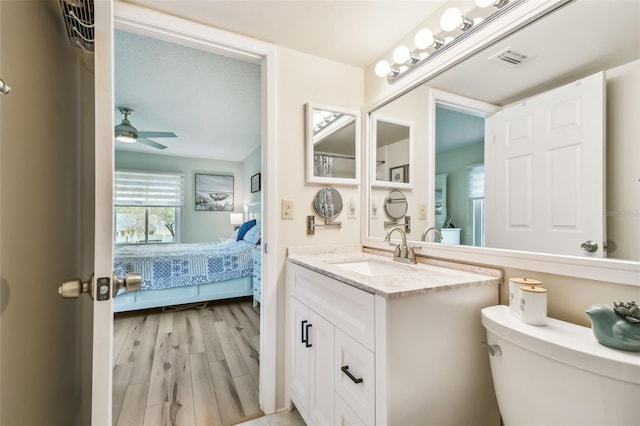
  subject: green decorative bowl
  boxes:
[586,304,640,352]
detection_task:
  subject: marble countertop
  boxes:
[287,245,502,299]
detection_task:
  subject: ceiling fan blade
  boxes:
[137,131,177,138]
[137,138,168,150]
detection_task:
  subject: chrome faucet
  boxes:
[384,226,419,264]
[421,226,443,243]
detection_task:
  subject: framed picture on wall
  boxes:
[251,172,261,193]
[194,174,234,211]
[390,164,409,183]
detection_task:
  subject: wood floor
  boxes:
[113,297,262,426]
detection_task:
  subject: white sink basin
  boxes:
[331,259,407,277]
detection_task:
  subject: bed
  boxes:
[113,202,261,312]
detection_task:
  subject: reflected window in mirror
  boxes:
[305,103,360,185]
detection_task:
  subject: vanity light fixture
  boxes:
[377,0,526,83]
[312,109,342,134]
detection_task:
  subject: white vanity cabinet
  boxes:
[288,262,376,426]
[287,258,500,426]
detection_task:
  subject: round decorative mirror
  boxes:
[384,190,408,219]
[313,187,343,219]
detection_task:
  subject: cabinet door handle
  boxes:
[301,320,308,344]
[341,365,363,384]
[304,323,312,348]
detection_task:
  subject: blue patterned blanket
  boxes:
[114,239,255,292]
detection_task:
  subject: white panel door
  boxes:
[91,0,116,423]
[485,71,605,257]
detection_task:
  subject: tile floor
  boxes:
[236,409,306,426]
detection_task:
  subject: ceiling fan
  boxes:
[114,107,177,150]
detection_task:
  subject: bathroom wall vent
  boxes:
[59,0,94,52]
[489,48,533,67]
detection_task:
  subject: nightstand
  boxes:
[252,247,262,307]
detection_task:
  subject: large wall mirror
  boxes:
[306,103,360,185]
[365,0,640,280]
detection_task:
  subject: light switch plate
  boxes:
[418,204,427,220]
[347,198,357,219]
[281,199,294,219]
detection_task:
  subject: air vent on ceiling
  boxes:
[489,48,532,67]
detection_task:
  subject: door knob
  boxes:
[580,240,598,253]
[58,275,94,299]
[59,272,142,300]
[112,272,142,297]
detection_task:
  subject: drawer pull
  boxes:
[341,365,363,384]
[304,323,313,348]
[301,320,313,347]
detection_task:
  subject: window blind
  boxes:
[467,164,485,199]
[114,171,184,207]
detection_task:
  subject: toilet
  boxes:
[481,305,640,426]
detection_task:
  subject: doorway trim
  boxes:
[114,2,278,414]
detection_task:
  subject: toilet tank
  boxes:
[481,305,640,426]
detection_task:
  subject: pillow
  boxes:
[236,219,257,241]
[230,229,239,239]
[243,224,261,244]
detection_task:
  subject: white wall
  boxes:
[605,59,639,261]
[115,150,248,242]
[242,145,262,206]
[274,47,363,407]
[0,2,82,424]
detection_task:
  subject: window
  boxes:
[467,164,485,247]
[114,171,184,244]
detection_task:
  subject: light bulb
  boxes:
[375,60,391,77]
[392,45,411,64]
[116,135,136,143]
[441,8,463,31]
[440,7,472,32]
[414,29,435,49]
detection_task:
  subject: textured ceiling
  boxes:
[114,30,261,161]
